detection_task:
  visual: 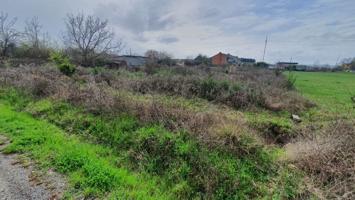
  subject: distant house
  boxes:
[239,58,256,65]
[211,52,255,66]
[211,52,229,65]
[276,62,298,70]
[106,55,148,68]
[226,54,239,65]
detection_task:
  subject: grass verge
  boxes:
[0,102,171,199]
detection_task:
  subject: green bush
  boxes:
[198,78,235,101]
[199,78,220,100]
[50,52,76,76]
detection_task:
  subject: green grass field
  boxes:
[287,71,355,115]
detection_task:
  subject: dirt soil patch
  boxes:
[0,135,66,200]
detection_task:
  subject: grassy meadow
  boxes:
[288,71,355,115]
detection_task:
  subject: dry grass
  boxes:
[286,120,355,199]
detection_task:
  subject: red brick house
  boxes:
[211,52,228,65]
[211,52,255,66]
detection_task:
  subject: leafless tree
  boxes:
[145,49,160,61]
[24,16,42,49]
[0,12,20,57]
[63,13,123,66]
[145,49,172,61]
[22,16,52,59]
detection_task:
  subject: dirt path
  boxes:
[0,135,65,200]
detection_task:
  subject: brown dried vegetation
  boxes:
[286,120,355,199]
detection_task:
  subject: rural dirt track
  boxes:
[0,135,64,200]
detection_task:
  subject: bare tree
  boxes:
[22,16,52,59]
[0,12,20,57]
[24,16,42,49]
[145,49,159,61]
[145,50,172,61]
[63,13,123,66]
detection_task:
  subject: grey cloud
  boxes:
[95,0,175,34]
[158,36,179,44]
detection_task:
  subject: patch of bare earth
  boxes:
[0,135,66,200]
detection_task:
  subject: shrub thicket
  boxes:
[111,67,311,112]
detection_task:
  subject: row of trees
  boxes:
[0,12,123,66]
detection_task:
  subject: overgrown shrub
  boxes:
[108,66,311,112]
[50,51,76,76]
[199,78,226,101]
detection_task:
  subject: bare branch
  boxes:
[24,16,42,49]
[63,13,123,66]
[0,12,20,56]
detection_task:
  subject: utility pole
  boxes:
[335,55,340,67]
[262,35,268,62]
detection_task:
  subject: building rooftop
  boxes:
[277,62,298,65]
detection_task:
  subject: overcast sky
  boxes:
[1,0,355,64]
